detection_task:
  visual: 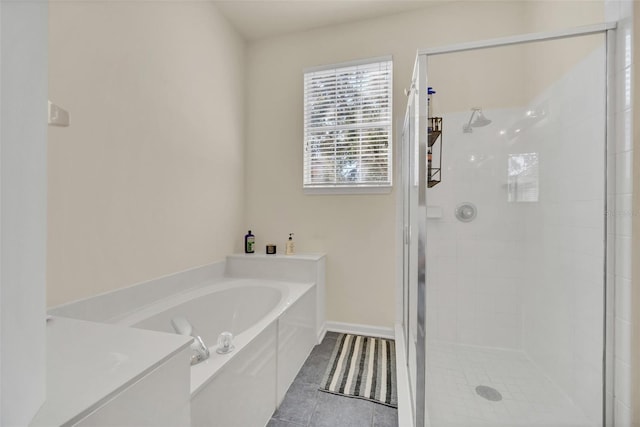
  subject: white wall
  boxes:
[47,2,246,306]
[245,1,529,329]
[0,1,48,425]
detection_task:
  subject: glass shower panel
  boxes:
[422,34,607,427]
[402,78,421,424]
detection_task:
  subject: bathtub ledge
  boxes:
[30,316,192,427]
[226,252,326,261]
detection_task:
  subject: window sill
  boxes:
[303,186,393,195]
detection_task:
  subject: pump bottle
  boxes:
[244,230,255,254]
[285,233,295,255]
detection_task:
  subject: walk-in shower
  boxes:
[400,24,615,427]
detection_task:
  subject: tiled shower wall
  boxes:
[605,1,634,426]
[426,108,527,350]
[521,46,606,425]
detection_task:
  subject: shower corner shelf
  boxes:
[428,117,443,188]
[428,117,442,147]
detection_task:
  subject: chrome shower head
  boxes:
[463,108,492,133]
[472,110,492,127]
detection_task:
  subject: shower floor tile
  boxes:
[426,342,596,427]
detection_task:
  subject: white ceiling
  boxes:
[213,0,438,41]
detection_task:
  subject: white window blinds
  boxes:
[304,58,393,189]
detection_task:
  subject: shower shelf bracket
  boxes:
[428,117,442,188]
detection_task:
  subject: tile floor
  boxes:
[267,332,399,427]
[426,342,596,427]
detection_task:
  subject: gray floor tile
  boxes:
[311,336,339,359]
[309,392,374,427]
[266,418,305,427]
[372,404,398,427]
[274,381,318,425]
[324,331,340,340]
[295,352,331,385]
[273,331,397,427]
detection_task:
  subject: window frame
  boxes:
[303,56,393,195]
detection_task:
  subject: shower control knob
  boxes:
[455,202,477,222]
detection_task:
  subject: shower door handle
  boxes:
[404,225,411,245]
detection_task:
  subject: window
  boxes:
[507,153,539,202]
[303,57,393,192]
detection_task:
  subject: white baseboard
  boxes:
[317,323,327,344]
[325,321,395,340]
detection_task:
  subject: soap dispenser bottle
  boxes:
[244,230,255,254]
[285,233,295,255]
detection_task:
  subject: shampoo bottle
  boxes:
[244,230,255,254]
[285,233,295,255]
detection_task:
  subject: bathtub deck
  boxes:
[267,332,399,427]
[30,317,192,426]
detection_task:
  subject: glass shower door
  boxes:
[402,26,613,427]
[425,35,607,427]
[401,54,429,427]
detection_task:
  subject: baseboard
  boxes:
[317,323,327,344]
[325,321,395,340]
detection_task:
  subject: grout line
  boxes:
[307,387,319,427]
[307,392,321,427]
[370,399,375,427]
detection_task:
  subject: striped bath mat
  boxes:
[320,333,397,407]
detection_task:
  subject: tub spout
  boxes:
[171,316,210,365]
[190,335,210,365]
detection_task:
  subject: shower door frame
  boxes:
[403,22,617,427]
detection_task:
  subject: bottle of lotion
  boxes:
[244,230,255,254]
[285,233,294,255]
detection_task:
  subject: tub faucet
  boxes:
[171,317,210,365]
[189,335,210,365]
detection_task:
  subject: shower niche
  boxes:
[427,116,442,187]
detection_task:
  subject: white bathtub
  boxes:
[116,277,318,427]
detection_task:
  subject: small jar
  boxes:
[266,244,276,255]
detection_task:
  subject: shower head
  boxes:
[471,110,492,127]
[463,108,492,133]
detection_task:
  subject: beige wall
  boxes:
[522,1,604,102]
[245,0,607,329]
[46,0,607,323]
[420,1,604,116]
[428,44,528,114]
[245,1,530,329]
[47,2,246,306]
[432,1,604,115]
